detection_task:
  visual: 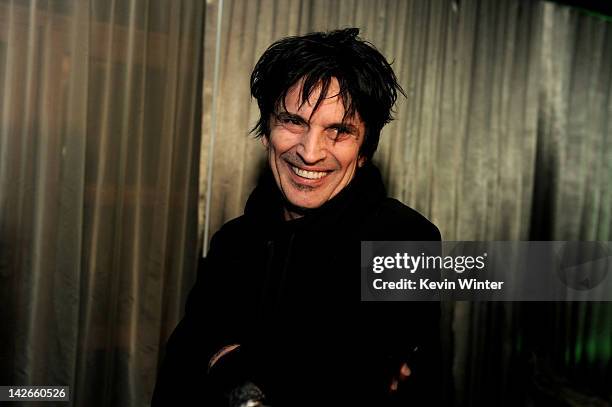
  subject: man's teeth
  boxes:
[291,165,328,180]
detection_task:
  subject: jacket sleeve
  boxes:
[151,229,246,406]
[395,218,443,405]
[366,200,443,405]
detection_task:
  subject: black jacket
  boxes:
[153,163,441,406]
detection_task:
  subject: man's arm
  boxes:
[152,230,247,406]
[364,200,443,404]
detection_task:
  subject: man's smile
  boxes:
[289,164,330,180]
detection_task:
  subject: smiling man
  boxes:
[153,28,441,406]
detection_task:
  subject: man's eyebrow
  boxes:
[274,111,308,124]
[329,122,358,133]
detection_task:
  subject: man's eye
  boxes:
[276,115,305,130]
[281,118,302,126]
[327,127,353,141]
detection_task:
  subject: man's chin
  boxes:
[281,196,327,218]
[280,181,327,209]
[285,199,322,212]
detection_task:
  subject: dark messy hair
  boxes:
[250,28,405,161]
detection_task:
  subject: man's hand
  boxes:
[389,362,412,392]
[228,382,268,407]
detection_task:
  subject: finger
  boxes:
[399,363,411,380]
[390,378,399,392]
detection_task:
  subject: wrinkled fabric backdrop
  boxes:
[0,0,610,406]
[0,0,203,406]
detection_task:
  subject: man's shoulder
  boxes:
[217,215,250,234]
[209,215,251,246]
[362,198,441,241]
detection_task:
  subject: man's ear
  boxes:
[261,135,269,148]
[358,155,367,168]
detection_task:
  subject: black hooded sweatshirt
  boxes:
[152,163,441,406]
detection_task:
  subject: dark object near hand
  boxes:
[228,382,269,407]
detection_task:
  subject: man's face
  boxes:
[263,78,365,219]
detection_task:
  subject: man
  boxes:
[153,28,441,406]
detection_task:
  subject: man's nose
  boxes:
[296,129,326,164]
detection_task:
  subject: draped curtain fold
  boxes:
[0,1,203,405]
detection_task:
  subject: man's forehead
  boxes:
[277,78,362,125]
[290,78,338,101]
